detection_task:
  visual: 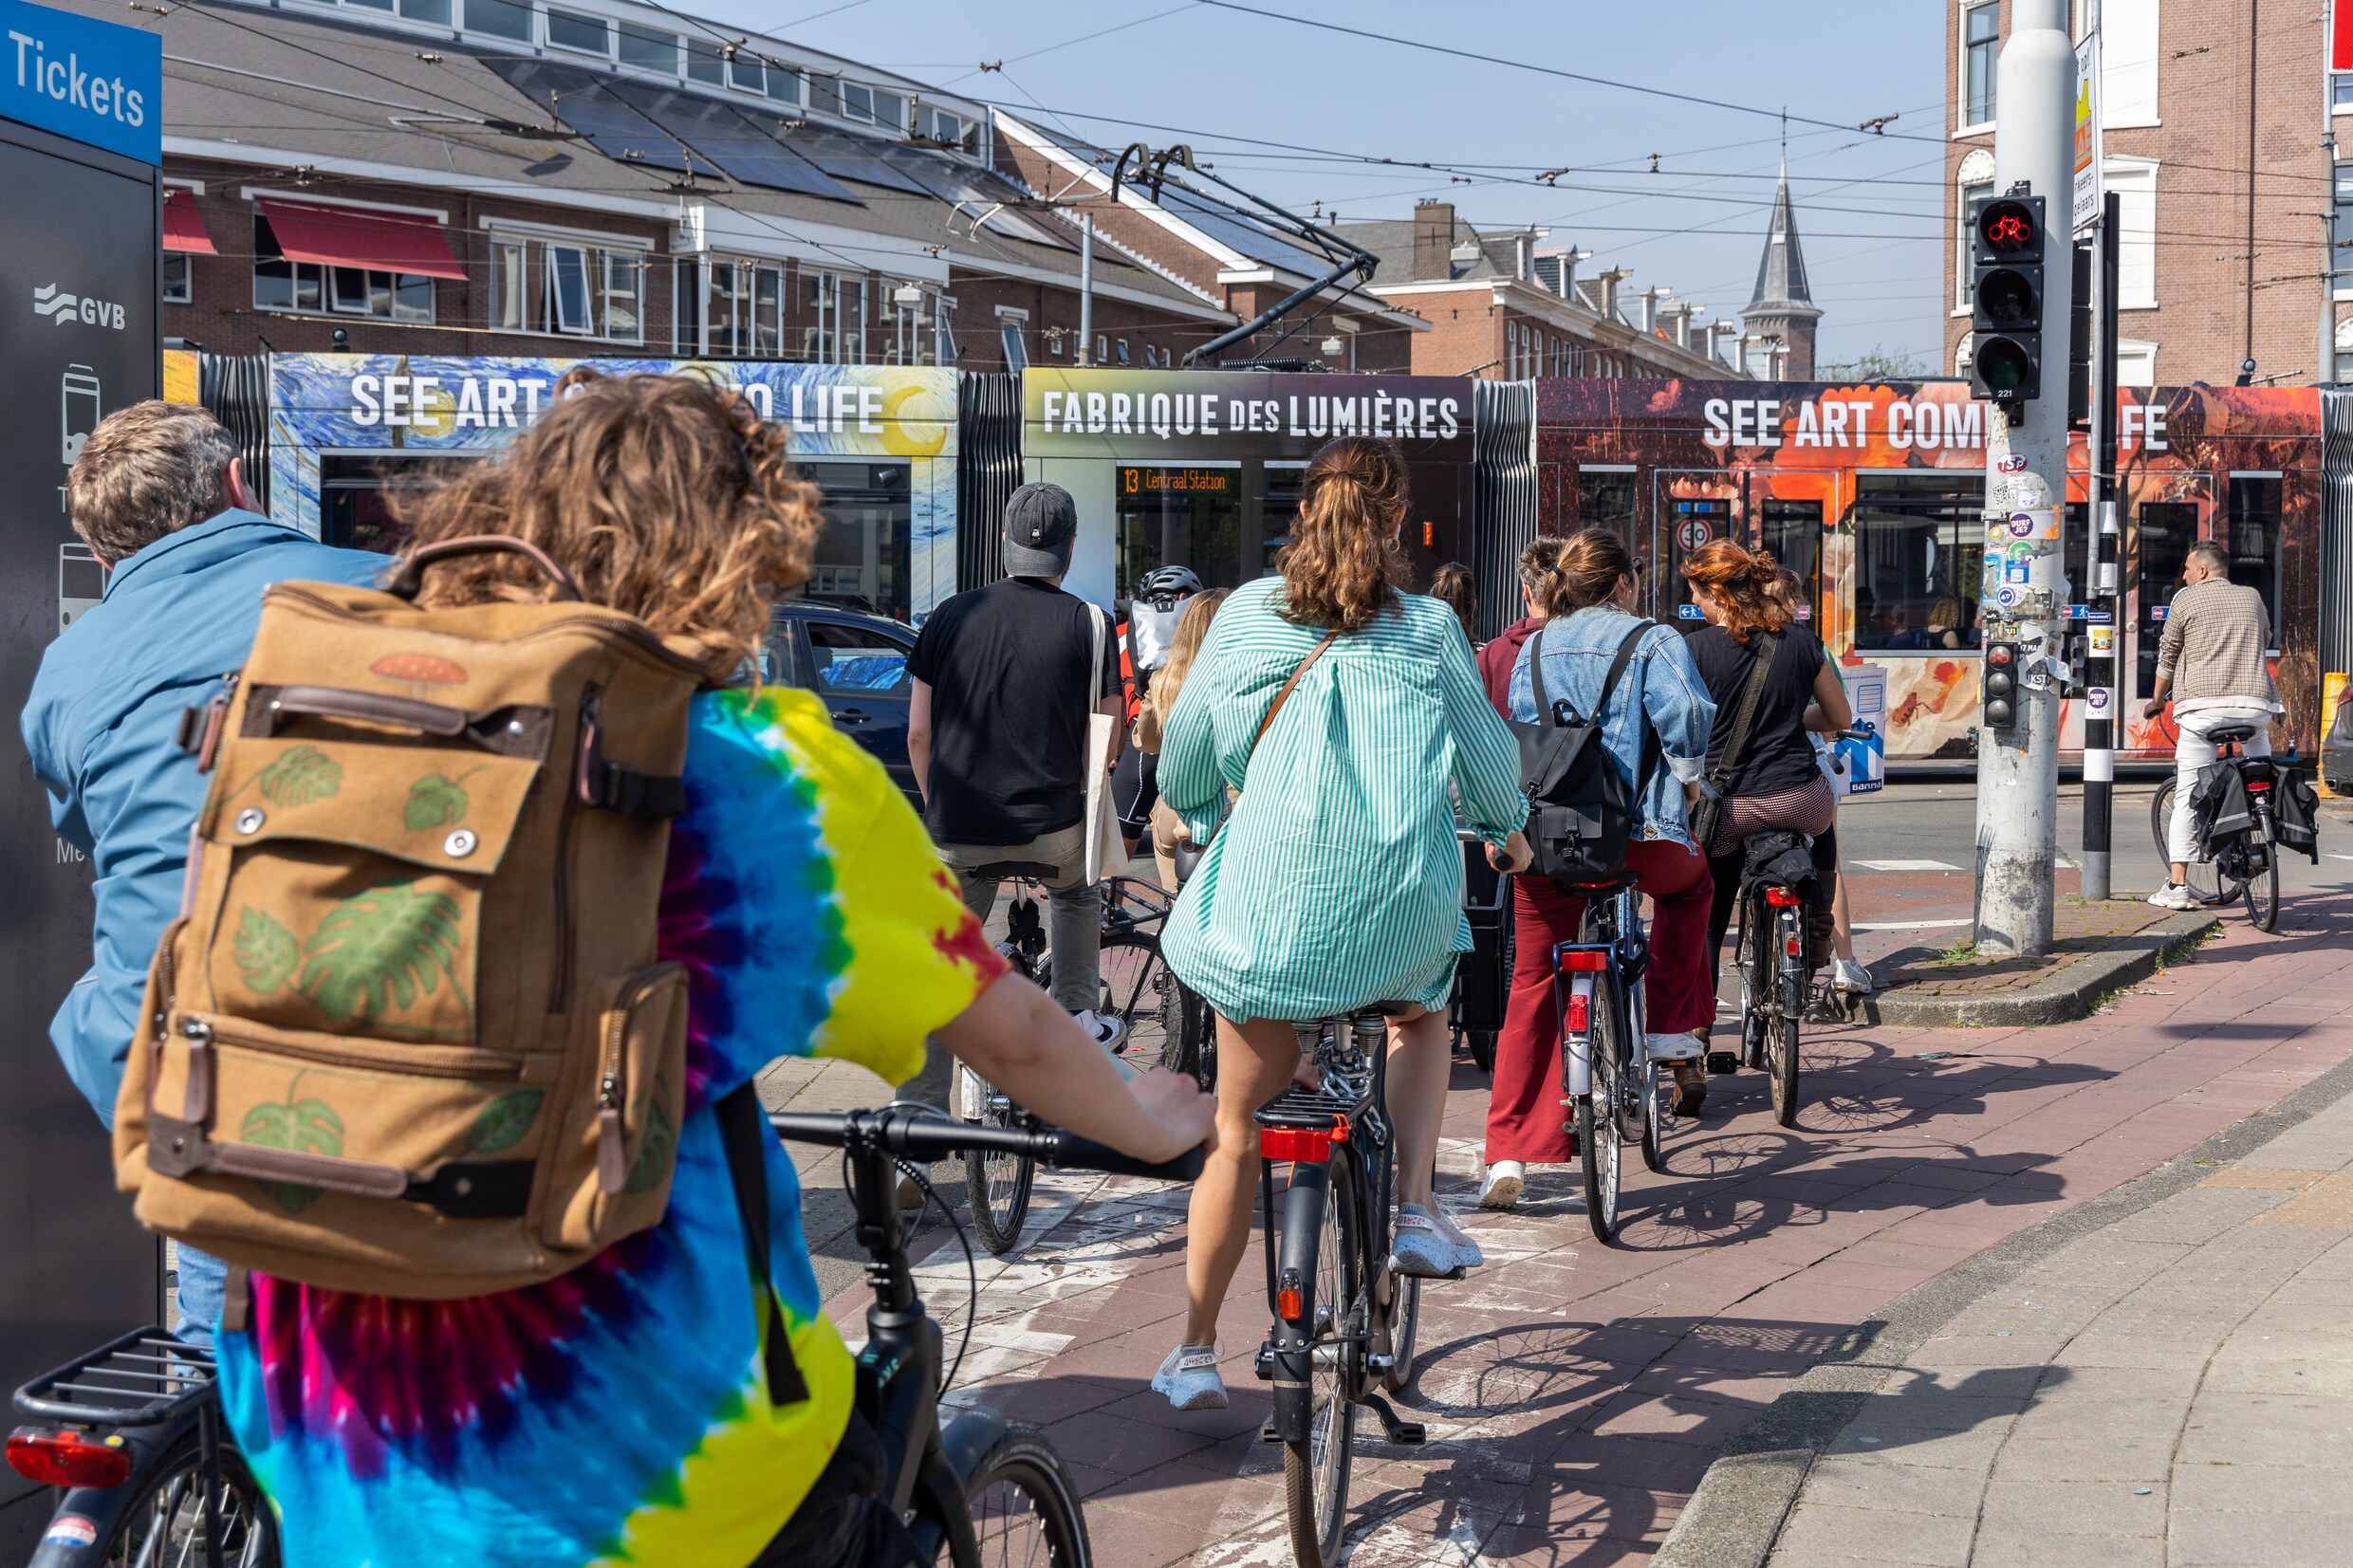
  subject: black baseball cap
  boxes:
[1002,481,1077,577]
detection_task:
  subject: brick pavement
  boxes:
[806,889,2353,1564]
[1768,1045,2353,1568]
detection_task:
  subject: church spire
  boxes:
[1741,145,1823,379]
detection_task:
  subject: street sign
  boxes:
[2072,29,2102,233]
[2336,0,2353,72]
[1676,516,1711,549]
[0,0,161,165]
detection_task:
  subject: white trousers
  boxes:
[2170,706,2273,865]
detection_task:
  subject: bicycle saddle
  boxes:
[2208,727,2261,745]
[967,859,1060,881]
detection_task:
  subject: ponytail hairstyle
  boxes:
[1680,539,1788,644]
[1275,435,1410,634]
[1544,527,1635,618]
[1429,562,1477,641]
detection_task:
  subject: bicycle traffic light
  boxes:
[1970,194,2046,407]
[1982,638,2020,730]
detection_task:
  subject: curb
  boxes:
[1827,909,2217,1027]
[1653,1005,2353,1568]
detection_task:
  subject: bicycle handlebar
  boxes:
[770,1107,1207,1184]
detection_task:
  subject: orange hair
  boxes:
[1681,540,1788,644]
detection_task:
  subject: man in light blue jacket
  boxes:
[21,401,384,1340]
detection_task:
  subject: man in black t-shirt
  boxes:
[905,482,1124,1107]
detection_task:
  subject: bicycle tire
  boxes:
[958,1063,1035,1256]
[1283,1155,1360,1568]
[1580,976,1622,1245]
[2243,814,2280,932]
[94,1430,277,1567]
[2151,779,2239,907]
[1738,899,1769,1072]
[1098,932,1174,1065]
[1768,1014,1802,1128]
[1165,975,1217,1090]
[961,1418,1095,1568]
[1640,1052,1668,1172]
[1379,1156,1427,1395]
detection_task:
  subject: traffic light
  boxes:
[1983,638,2020,730]
[1970,193,2047,407]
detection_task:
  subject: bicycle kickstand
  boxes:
[1362,1393,1425,1446]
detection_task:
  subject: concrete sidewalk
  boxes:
[1758,1063,2353,1568]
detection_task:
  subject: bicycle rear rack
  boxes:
[1252,1082,1365,1132]
[14,1327,216,1428]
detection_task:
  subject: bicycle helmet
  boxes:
[1137,565,1204,608]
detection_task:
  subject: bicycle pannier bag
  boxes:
[2273,769,2321,862]
[1509,621,1656,886]
[113,537,709,1299]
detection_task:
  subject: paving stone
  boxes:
[2166,1505,2353,1566]
[1962,1523,2166,1567]
[1769,1502,1974,1565]
[1976,1477,2169,1537]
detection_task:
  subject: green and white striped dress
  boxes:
[1158,577,1527,1024]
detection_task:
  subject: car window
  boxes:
[760,626,806,688]
[806,621,912,699]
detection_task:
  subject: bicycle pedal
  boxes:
[1705,1051,1740,1075]
[1253,1341,1275,1381]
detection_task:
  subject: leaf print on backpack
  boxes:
[299,880,472,1028]
[402,768,480,831]
[624,1074,676,1193]
[466,1090,544,1154]
[255,745,342,807]
[240,1075,344,1214]
[234,908,300,996]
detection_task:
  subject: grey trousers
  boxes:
[898,821,1102,1111]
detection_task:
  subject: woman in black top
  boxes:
[1679,542,1853,1048]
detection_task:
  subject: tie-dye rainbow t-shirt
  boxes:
[214,686,1007,1568]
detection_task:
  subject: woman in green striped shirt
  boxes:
[1150,436,1530,1412]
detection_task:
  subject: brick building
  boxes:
[120,0,1287,370]
[1332,201,1746,380]
[1943,0,2338,388]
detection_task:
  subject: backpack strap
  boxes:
[715,1081,810,1409]
[1705,630,1781,802]
[1246,632,1340,766]
[1528,618,1654,729]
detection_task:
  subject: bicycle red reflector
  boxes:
[1259,1127,1332,1162]
[1565,994,1590,1033]
[1765,887,1804,907]
[1785,936,1802,957]
[1277,1287,1305,1321]
[7,1431,131,1489]
[1560,950,1609,972]
[2247,779,2271,792]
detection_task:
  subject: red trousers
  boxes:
[1483,840,1716,1164]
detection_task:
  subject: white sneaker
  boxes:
[1072,1008,1128,1052]
[1645,1030,1704,1062]
[1393,1204,1481,1277]
[1479,1161,1525,1209]
[1829,959,1874,995]
[1151,1344,1228,1411]
[2147,883,2200,912]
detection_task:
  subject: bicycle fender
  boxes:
[25,1416,200,1567]
[1267,1157,1331,1446]
[936,1405,1010,1485]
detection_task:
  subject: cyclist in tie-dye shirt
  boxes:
[213,375,1214,1568]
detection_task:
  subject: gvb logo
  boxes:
[33,284,125,329]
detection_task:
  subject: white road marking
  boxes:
[1850,858,1962,873]
[1854,917,1973,931]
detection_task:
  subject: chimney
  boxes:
[1598,266,1633,323]
[1640,287,1671,335]
[1513,232,1529,282]
[1413,201,1454,281]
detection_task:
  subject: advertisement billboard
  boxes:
[266,356,961,618]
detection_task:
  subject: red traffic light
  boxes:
[1978,199,2038,255]
[1987,644,2013,665]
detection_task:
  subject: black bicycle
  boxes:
[9,1330,275,1567]
[1552,876,1652,1243]
[772,1106,1204,1566]
[2150,729,2285,932]
[1251,1008,1431,1568]
[1726,832,1815,1128]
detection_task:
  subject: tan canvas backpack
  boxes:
[115,537,712,1301]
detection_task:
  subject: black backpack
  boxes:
[1510,619,1658,886]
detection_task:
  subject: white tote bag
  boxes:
[1082,606,1125,885]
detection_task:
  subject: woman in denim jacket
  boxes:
[1480,529,1719,1210]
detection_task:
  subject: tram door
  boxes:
[1749,470,1841,644]
[2126,476,2214,701]
[1653,471,1741,632]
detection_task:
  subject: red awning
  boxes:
[163,188,216,255]
[255,198,466,280]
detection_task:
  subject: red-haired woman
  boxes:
[1679,540,1853,1056]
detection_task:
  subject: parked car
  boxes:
[2325,681,2353,796]
[766,601,921,809]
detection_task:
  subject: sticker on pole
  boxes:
[1997,453,2028,472]
[1996,585,2020,608]
[2090,626,2114,653]
[2009,514,2037,539]
[2087,686,2112,714]
[2003,560,2030,585]
[1676,517,1712,550]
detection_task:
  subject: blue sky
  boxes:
[706,0,1947,371]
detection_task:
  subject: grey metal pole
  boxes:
[1078,213,1094,367]
[1974,0,2077,957]
[2082,190,2122,901]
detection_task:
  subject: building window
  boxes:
[1047,327,1064,357]
[463,0,532,44]
[685,36,724,84]
[934,295,957,365]
[398,0,449,22]
[1116,338,1131,365]
[619,23,677,72]
[728,51,766,94]
[999,321,1028,370]
[916,105,978,153]
[1962,1,1998,127]
[2335,76,2353,114]
[767,65,802,105]
[1095,334,1109,362]
[803,269,836,360]
[491,239,526,330]
[546,7,610,55]
[2103,0,2159,127]
[252,213,435,323]
[703,259,785,357]
[605,252,642,341]
[2107,158,2158,308]
[490,234,646,341]
[838,278,865,362]
[841,83,905,131]
[162,252,192,304]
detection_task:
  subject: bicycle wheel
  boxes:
[1283,1156,1360,1568]
[1767,1014,1802,1128]
[958,1063,1035,1255]
[2242,818,2280,932]
[1639,1049,1669,1172]
[98,1432,276,1567]
[1098,932,1172,1061]
[1579,977,1622,1245]
[2151,779,2236,906]
[962,1418,1094,1568]
[1379,1157,1426,1395]
[1738,900,1769,1072]
[1161,974,1216,1090]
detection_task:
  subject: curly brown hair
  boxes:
[1680,539,1789,645]
[394,373,823,677]
[1274,435,1409,635]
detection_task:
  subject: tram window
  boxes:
[2226,475,2283,636]
[1757,498,1823,620]
[2133,501,2196,698]
[1261,463,1306,577]
[795,460,911,620]
[1117,465,1242,599]
[319,453,481,555]
[1848,473,1984,652]
[1577,468,1638,550]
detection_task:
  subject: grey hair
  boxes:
[2185,539,2230,575]
[65,401,239,563]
